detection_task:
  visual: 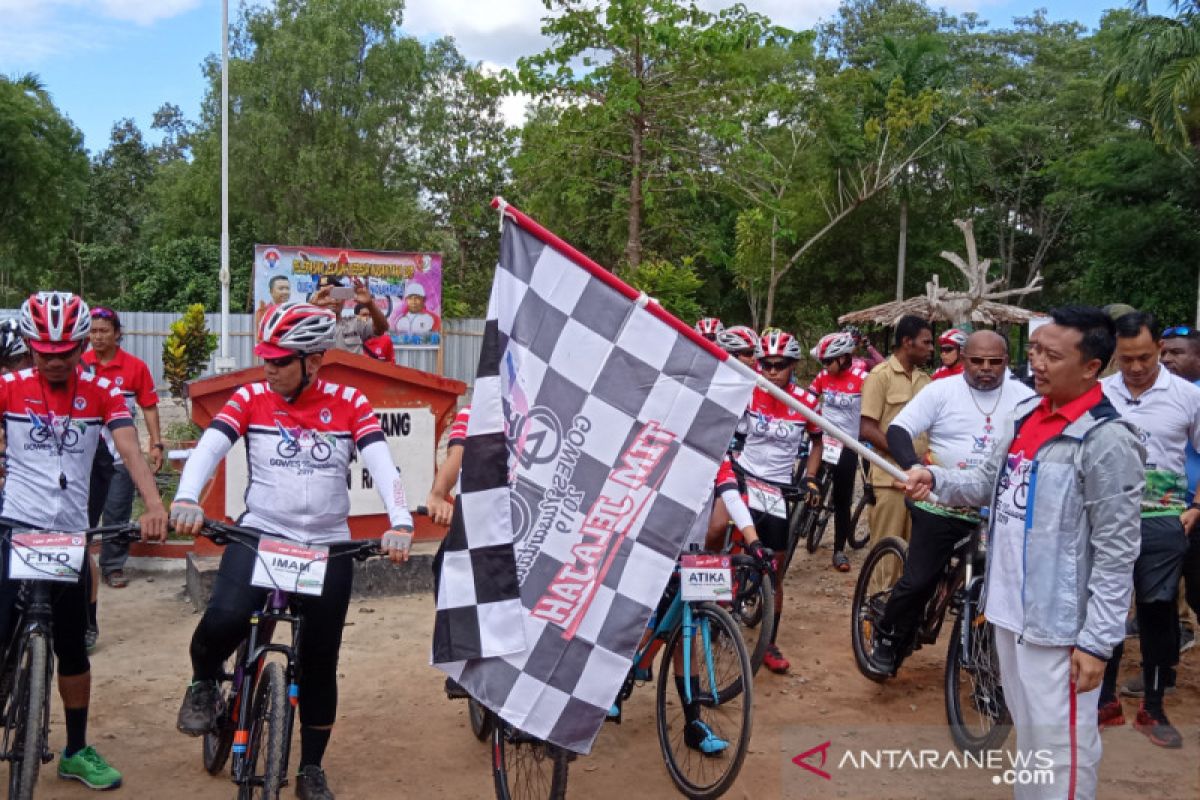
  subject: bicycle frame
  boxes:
[230,588,303,789]
[917,523,984,647]
[0,581,54,766]
[627,585,719,706]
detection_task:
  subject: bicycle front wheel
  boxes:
[656,602,753,800]
[850,536,907,682]
[6,632,48,800]
[491,720,569,800]
[945,610,1011,754]
[203,648,242,775]
[468,698,493,742]
[237,661,288,800]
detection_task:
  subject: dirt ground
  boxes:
[27,540,1200,800]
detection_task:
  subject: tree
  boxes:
[0,74,88,301]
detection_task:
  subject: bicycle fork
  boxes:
[680,605,719,705]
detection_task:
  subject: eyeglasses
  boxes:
[966,356,1005,367]
[940,345,958,353]
[1163,326,1200,339]
[264,355,300,368]
[759,359,793,372]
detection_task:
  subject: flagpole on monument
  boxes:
[214,0,236,374]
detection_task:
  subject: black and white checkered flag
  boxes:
[431,200,755,754]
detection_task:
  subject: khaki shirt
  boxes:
[861,354,930,486]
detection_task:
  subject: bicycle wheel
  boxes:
[804,471,834,554]
[727,564,774,676]
[203,649,242,775]
[468,698,493,742]
[7,632,49,800]
[945,608,1011,753]
[850,536,907,682]
[237,661,288,800]
[656,602,753,800]
[491,719,568,800]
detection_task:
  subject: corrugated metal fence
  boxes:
[7,310,484,396]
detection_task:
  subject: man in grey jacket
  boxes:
[901,306,1143,800]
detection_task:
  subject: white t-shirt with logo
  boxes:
[985,449,1034,634]
[1102,367,1200,511]
[890,373,1035,471]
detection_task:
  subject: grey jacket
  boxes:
[929,392,1144,659]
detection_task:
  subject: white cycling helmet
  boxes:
[716,325,758,355]
[20,291,91,354]
[811,332,857,362]
[755,329,802,360]
[256,301,337,358]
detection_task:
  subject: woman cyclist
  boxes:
[808,332,869,572]
[734,330,823,673]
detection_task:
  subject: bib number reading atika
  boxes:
[9,532,86,583]
[680,554,733,601]
[251,537,329,596]
[746,478,787,519]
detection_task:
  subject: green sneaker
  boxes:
[58,745,122,790]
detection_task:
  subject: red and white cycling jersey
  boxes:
[447,405,470,448]
[210,379,387,543]
[808,365,868,442]
[932,362,964,381]
[0,369,132,530]
[735,384,822,483]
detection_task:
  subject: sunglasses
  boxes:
[940,345,958,353]
[1163,326,1200,339]
[90,308,117,320]
[966,356,1005,367]
[821,357,839,366]
[732,350,756,358]
[264,355,301,368]
[759,359,793,372]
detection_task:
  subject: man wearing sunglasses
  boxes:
[866,331,1034,676]
[171,302,414,799]
[1095,312,1200,748]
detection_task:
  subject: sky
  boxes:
[0,0,1172,156]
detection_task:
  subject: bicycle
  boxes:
[192,520,385,799]
[610,551,754,800]
[796,441,873,555]
[0,522,141,800]
[848,506,1010,753]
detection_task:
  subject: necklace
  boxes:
[966,381,1004,433]
[37,372,78,490]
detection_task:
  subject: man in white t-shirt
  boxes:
[1095,312,1200,747]
[868,331,1034,675]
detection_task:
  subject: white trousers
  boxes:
[994,627,1102,800]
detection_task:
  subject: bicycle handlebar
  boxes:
[196,519,385,561]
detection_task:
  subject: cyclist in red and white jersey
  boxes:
[932,328,967,380]
[171,302,413,800]
[843,324,885,371]
[0,292,167,790]
[716,325,759,369]
[694,317,724,342]
[809,331,869,572]
[734,329,823,673]
[426,405,469,527]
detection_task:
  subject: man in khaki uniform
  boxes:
[859,315,933,556]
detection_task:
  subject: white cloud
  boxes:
[0,0,200,64]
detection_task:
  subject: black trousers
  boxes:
[878,505,976,646]
[830,447,859,552]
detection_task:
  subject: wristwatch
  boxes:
[151,443,165,451]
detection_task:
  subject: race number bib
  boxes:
[251,537,329,596]
[746,478,787,519]
[9,532,86,583]
[821,437,845,465]
[680,554,732,601]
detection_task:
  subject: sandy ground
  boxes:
[24,539,1200,800]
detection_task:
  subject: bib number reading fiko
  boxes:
[9,532,86,583]
[746,478,787,519]
[680,554,733,601]
[251,537,329,596]
[821,437,844,465]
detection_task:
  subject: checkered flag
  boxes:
[431,201,754,754]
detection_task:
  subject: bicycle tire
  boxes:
[468,698,493,742]
[848,491,872,550]
[945,610,1011,754]
[491,719,568,800]
[850,536,907,683]
[804,470,835,554]
[656,602,753,800]
[7,632,48,800]
[727,565,774,676]
[203,649,242,775]
[237,661,287,800]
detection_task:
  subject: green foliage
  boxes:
[162,304,218,401]
[625,259,704,323]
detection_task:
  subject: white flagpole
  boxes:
[724,357,932,498]
[215,0,234,373]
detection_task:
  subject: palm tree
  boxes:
[1103,1,1200,152]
